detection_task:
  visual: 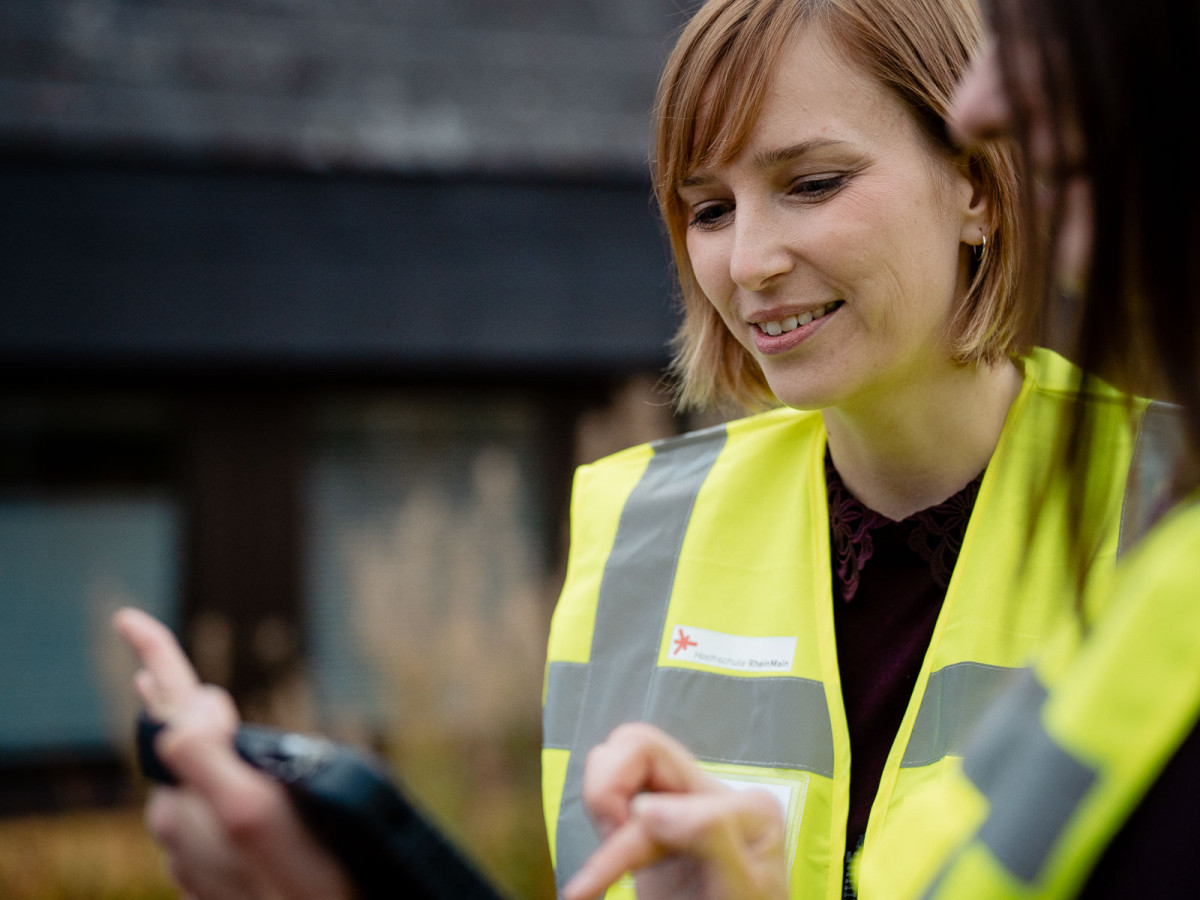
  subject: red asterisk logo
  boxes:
[672,627,697,655]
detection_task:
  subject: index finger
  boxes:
[561,813,663,900]
[113,606,201,717]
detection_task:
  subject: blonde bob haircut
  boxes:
[656,0,1022,412]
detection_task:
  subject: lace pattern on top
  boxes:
[825,451,984,602]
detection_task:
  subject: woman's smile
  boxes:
[750,300,844,353]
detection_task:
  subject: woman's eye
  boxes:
[688,202,733,229]
[789,175,847,199]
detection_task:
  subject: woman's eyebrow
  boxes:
[680,139,852,188]
[753,139,850,169]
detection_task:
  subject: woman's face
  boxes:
[679,26,987,413]
[950,40,1093,298]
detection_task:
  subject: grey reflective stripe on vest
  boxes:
[901,662,1025,767]
[920,670,1097,895]
[544,661,834,767]
[547,424,838,889]
[550,425,729,889]
[543,661,588,750]
[646,666,834,773]
[1119,400,1185,556]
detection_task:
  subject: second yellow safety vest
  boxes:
[857,494,1200,900]
[542,349,1163,899]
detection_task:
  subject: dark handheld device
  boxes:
[136,713,508,900]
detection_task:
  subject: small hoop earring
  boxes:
[974,232,987,261]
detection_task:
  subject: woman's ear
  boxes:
[958,155,990,246]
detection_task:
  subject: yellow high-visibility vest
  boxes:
[858,494,1200,900]
[542,349,1165,899]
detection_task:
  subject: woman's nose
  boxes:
[728,206,794,291]
[949,43,1012,147]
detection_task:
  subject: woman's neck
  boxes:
[821,358,1023,520]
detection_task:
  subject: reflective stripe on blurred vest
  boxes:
[542,349,1164,900]
[861,495,1200,900]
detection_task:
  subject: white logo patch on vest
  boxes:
[667,625,797,672]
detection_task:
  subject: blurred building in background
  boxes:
[0,1,700,896]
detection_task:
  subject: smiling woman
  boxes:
[541,1,1172,899]
[677,26,992,446]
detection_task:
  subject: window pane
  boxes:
[0,498,180,753]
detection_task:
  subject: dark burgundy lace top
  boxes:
[825,451,984,864]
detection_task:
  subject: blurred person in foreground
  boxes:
[859,0,1200,895]
[564,0,1200,897]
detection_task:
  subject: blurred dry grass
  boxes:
[0,767,551,900]
[388,729,555,900]
[336,441,558,899]
[0,807,176,899]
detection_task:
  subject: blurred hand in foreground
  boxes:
[562,722,789,900]
[113,607,355,900]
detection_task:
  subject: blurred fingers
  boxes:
[563,789,777,900]
[112,607,200,717]
[561,813,665,900]
[633,787,784,859]
[146,786,258,899]
[581,723,717,832]
[156,688,354,899]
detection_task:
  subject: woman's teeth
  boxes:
[757,301,839,336]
